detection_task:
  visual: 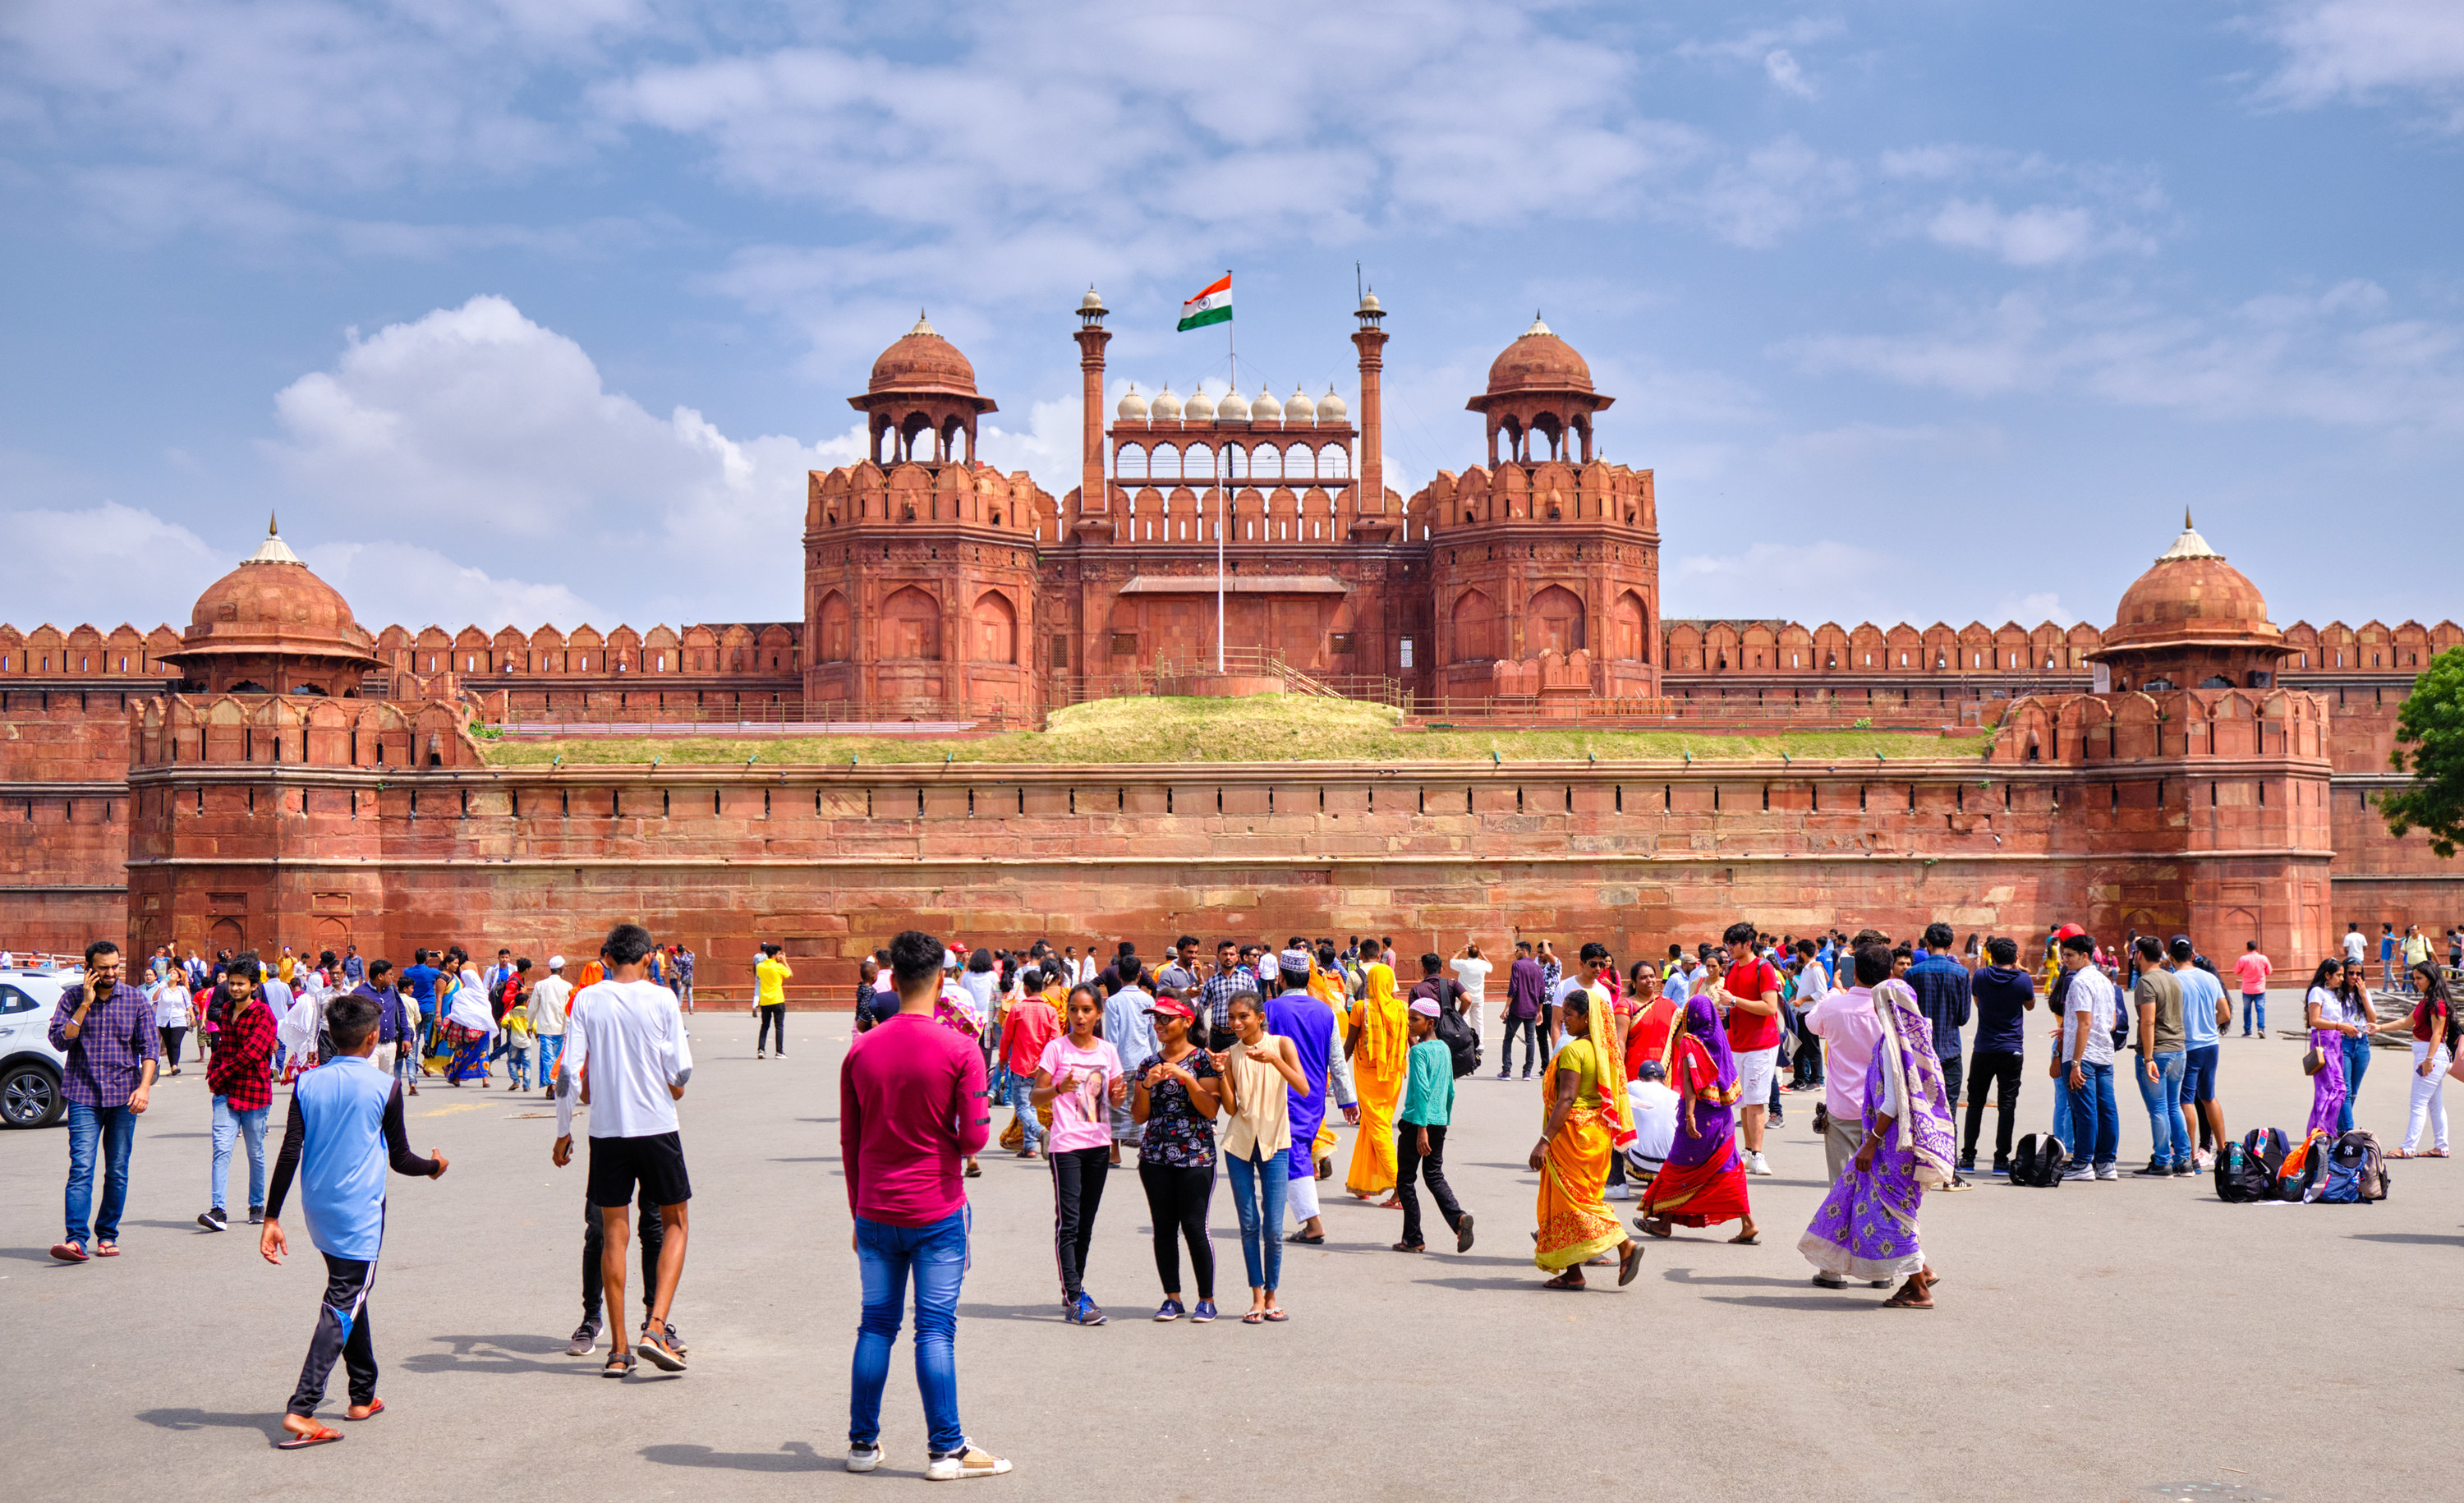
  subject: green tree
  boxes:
[2384,645,2464,858]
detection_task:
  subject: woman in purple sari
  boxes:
[1799,948,1956,1308]
[1636,995,1757,1242]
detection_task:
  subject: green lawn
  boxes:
[483,694,1994,766]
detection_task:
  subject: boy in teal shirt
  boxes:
[1394,999,1472,1255]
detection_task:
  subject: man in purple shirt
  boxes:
[48,939,159,1262]
[1499,942,1547,1080]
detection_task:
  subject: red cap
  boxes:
[1146,996,1197,1023]
[2052,923,2086,940]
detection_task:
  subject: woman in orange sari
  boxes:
[1345,961,1409,1202]
[1529,990,1642,1289]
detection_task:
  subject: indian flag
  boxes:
[1176,273,1232,332]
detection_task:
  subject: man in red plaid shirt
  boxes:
[201,954,279,1233]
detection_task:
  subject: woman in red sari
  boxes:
[1636,995,1758,1243]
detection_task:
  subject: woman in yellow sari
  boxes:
[1345,961,1409,1202]
[1529,990,1643,1289]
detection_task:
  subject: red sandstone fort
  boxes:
[2,295,2455,991]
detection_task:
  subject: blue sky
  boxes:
[3,1,2461,638]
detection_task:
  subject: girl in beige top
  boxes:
[1214,994,1309,1322]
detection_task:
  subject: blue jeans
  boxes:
[2135,1050,2186,1165]
[1006,1073,1041,1151]
[2340,1033,2370,1133]
[2066,1061,2119,1168]
[509,1046,531,1090]
[65,1102,136,1245]
[2241,993,2265,1036]
[211,1096,269,1211]
[2050,1066,2072,1147]
[1224,1145,1289,1291]
[851,1209,968,1458]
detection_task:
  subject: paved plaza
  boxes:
[4,996,2450,1503]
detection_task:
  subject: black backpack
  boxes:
[2215,1130,2279,1203]
[1432,1004,1481,1078]
[2011,1133,2069,1187]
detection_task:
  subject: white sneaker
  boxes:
[926,1446,1012,1481]
[2061,1165,2094,1182]
[1746,1151,1774,1176]
[847,1444,884,1473]
[2094,1164,2119,1180]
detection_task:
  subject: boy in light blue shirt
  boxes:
[260,994,447,1448]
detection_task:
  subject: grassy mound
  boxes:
[484,693,1990,766]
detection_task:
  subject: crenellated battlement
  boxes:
[127,693,486,772]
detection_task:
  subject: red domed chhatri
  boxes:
[2086,512,2292,692]
[1483,317,1595,397]
[160,516,381,696]
[1464,316,1616,467]
[853,314,998,466]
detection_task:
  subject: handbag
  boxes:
[2302,1042,2327,1076]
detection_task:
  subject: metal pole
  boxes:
[1216,438,1226,673]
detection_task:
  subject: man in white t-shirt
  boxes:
[2342,923,2367,970]
[1448,944,1493,1039]
[529,957,572,1101]
[553,923,694,1376]
[2058,934,2121,1180]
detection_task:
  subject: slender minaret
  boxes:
[1075,287,1109,522]
[1351,291,1386,515]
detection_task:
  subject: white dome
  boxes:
[1150,384,1183,420]
[1283,386,1315,421]
[1115,382,1148,421]
[1250,386,1282,421]
[1316,385,1348,423]
[1216,386,1250,422]
[1182,386,1216,421]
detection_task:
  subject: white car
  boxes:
[0,969,74,1128]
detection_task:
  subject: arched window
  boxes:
[1612,591,1647,662]
[1452,589,1497,662]
[1529,586,1587,655]
[972,591,1018,664]
[816,591,851,663]
[879,587,940,661]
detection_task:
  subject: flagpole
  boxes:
[1218,269,1230,674]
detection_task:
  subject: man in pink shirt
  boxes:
[2233,942,2273,1039]
[839,931,1007,1482]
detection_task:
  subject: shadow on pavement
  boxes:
[2351,1231,2464,1247]
[641,1441,838,1472]
[402,1333,598,1377]
[2,1246,72,1262]
[1411,1274,1554,1292]
[137,1408,288,1442]
[958,1302,1065,1322]
[1698,1293,1881,1311]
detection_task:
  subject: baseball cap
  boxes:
[1409,997,1441,1018]
[2051,924,2086,941]
[1146,995,1197,1023]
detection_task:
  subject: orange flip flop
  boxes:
[278,1423,344,1450]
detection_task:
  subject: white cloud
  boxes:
[2255,0,2464,128]
[1689,136,1860,250]
[1785,282,2464,428]
[301,540,605,634]
[1763,49,1816,99]
[0,500,222,630]
[264,295,849,627]
[1924,198,2151,267]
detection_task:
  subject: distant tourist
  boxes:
[2234,941,2272,1037]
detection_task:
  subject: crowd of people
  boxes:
[25,909,2459,1479]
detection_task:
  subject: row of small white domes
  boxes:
[1116,383,1348,423]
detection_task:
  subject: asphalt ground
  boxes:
[2,991,2451,1503]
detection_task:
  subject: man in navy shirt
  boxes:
[1962,938,2035,1174]
[399,950,442,1067]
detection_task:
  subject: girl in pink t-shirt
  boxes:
[1032,986,1128,1323]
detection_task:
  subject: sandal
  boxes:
[342,1399,384,1421]
[602,1352,635,1379]
[1390,1242,1426,1253]
[1639,1217,1673,1239]
[1728,1230,1761,1246]
[1239,1311,1265,1325]
[1617,1242,1644,1286]
[1882,1282,1933,1310]
[48,1242,88,1263]
[277,1423,344,1450]
[1262,1308,1288,1322]
[1285,1230,1325,1245]
[1542,1270,1586,1290]
[1455,1213,1476,1253]
[94,1242,120,1257]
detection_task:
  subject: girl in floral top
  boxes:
[1131,993,1222,1323]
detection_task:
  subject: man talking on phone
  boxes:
[49,939,159,1262]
